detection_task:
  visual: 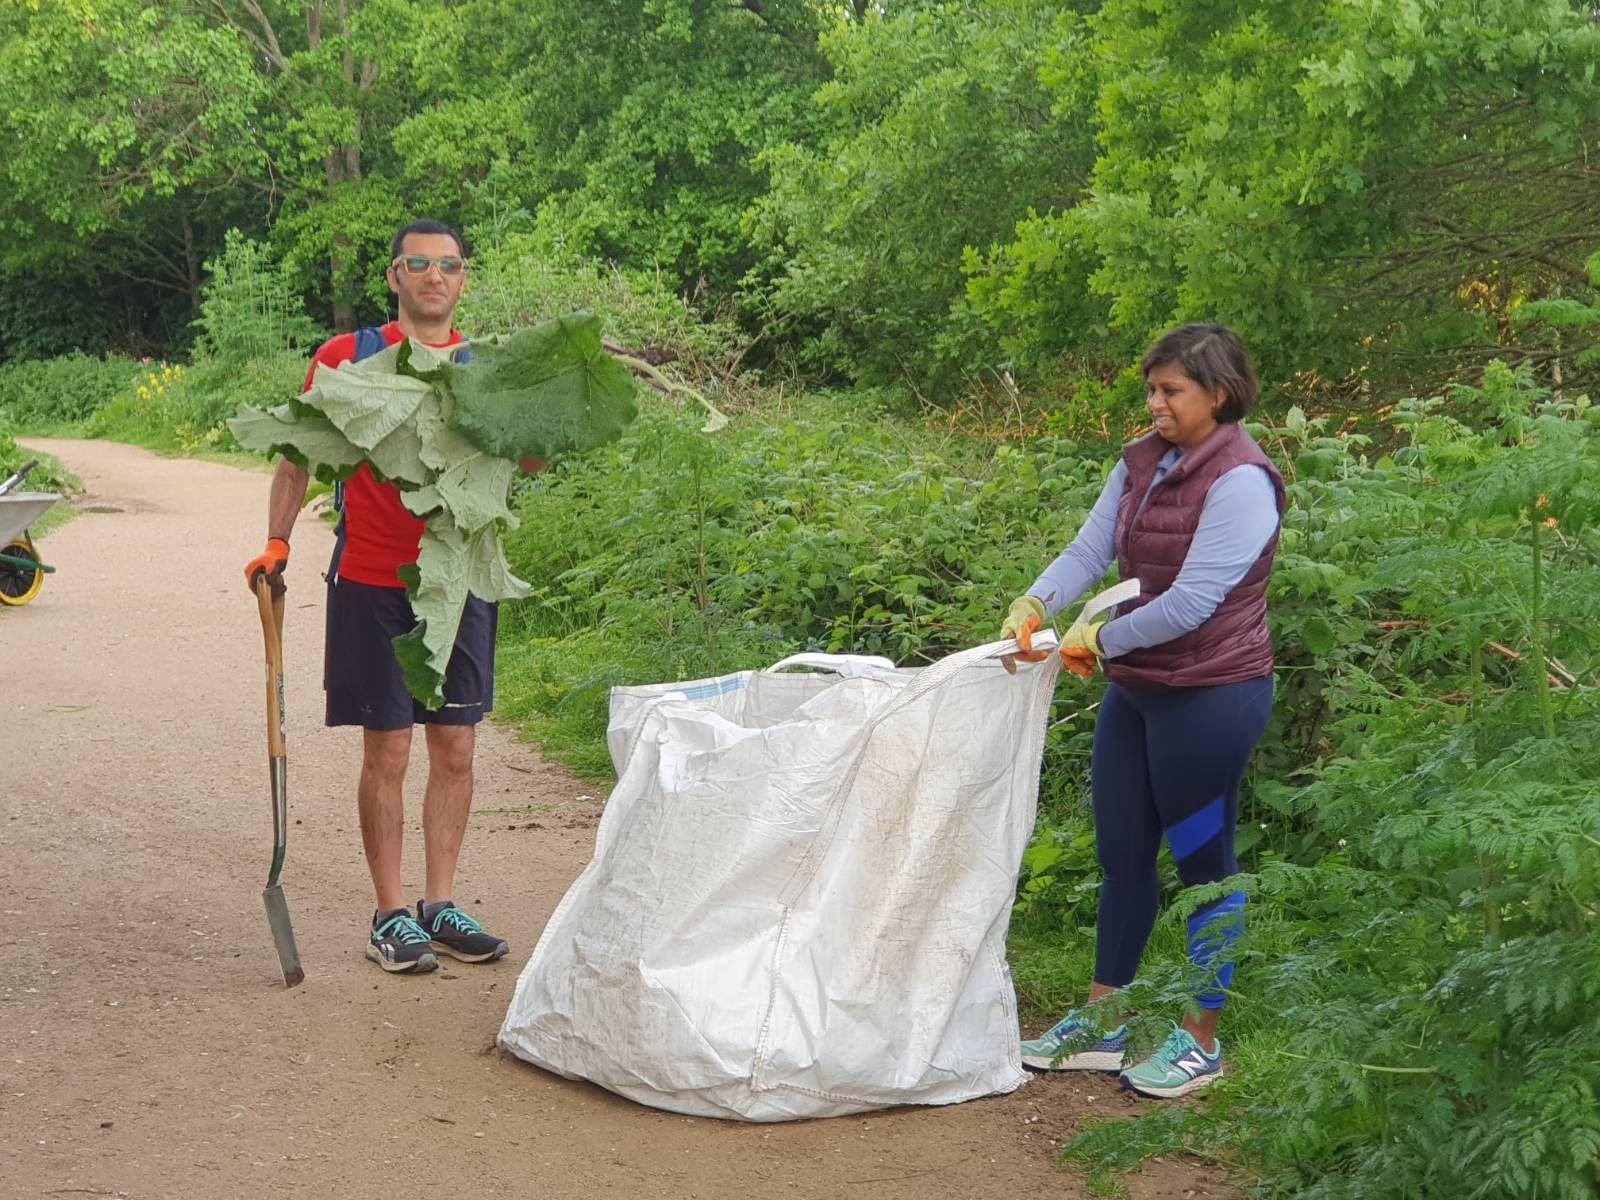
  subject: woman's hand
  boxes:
[1000,595,1047,647]
[1057,619,1106,677]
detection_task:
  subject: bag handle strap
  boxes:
[762,652,897,678]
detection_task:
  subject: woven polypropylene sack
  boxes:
[498,641,1061,1121]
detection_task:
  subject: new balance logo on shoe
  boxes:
[1175,1050,1212,1077]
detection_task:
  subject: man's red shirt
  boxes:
[303,321,464,587]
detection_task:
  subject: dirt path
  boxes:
[2,439,1235,1200]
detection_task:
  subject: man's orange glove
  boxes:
[245,537,289,595]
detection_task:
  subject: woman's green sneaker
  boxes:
[1020,1010,1129,1071]
[1118,1024,1223,1098]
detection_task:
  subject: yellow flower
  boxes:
[1544,516,1559,529]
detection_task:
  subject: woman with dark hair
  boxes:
[999,323,1284,1097]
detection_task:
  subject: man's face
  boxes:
[386,232,467,324]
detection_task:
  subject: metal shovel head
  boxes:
[263,883,305,988]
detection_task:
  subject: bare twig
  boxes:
[1485,639,1570,688]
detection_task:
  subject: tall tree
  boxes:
[969,0,1600,392]
[0,0,437,344]
[746,0,1097,392]
[394,0,832,291]
[197,0,423,330]
[0,0,269,350]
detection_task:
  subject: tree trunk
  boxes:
[182,215,200,311]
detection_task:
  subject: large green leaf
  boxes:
[443,314,638,461]
[227,404,366,483]
[391,518,468,709]
[393,518,530,706]
[365,392,444,487]
[308,358,431,449]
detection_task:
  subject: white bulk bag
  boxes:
[498,638,1062,1121]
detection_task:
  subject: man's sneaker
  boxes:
[1020,1010,1129,1071]
[1119,1024,1223,1098]
[366,908,439,974]
[416,899,509,963]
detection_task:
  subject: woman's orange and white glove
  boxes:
[1000,595,1051,661]
[1057,618,1106,677]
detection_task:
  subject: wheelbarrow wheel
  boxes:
[0,536,44,606]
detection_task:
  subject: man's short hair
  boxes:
[390,219,470,261]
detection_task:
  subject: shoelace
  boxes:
[432,907,483,934]
[1046,1014,1089,1044]
[375,915,431,945]
[1148,1026,1198,1069]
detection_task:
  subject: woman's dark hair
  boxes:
[1140,323,1258,423]
[389,218,470,261]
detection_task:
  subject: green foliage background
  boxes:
[3,0,1596,402]
[4,2,1600,1196]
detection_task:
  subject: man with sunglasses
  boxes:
[244,218,522,975]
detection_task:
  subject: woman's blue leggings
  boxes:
[1090,676,1273,1009]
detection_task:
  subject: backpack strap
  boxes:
[352,325,389,364]
[327,326,391,583]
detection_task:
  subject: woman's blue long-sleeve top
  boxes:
[1027,447,1279,659]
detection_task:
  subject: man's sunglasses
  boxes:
[392,255,467,276]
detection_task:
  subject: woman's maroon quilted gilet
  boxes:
[1104,422,1285,690]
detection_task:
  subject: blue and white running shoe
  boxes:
[1020,1010,1129,1071]
[1119,1024,1223,1098]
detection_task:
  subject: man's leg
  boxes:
[409,593,507,962]
[358,726,413,912]
[421,722,475,904]
[415,721,508,962]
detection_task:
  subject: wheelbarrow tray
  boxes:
[0,492,59,544]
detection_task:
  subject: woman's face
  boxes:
[1145,362,1222,452]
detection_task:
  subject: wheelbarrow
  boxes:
[0,459,60,607]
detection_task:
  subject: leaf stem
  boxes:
[612,352,731,432]
[1529,514,1555,739]
[1276,1049,1438,1076]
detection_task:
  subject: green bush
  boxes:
[746,0,1093,393]
[0,425,77,494]
[457,236,745,379]
[496,389,1115,770]
[192,230,325,366]
[0,352,140,428]
[85,353,305,454]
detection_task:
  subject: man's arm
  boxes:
[244,458,312,592]
[268,458,311,540]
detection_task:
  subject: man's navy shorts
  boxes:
[324,577,497,730]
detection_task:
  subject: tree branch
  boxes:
[236,0,287,72]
